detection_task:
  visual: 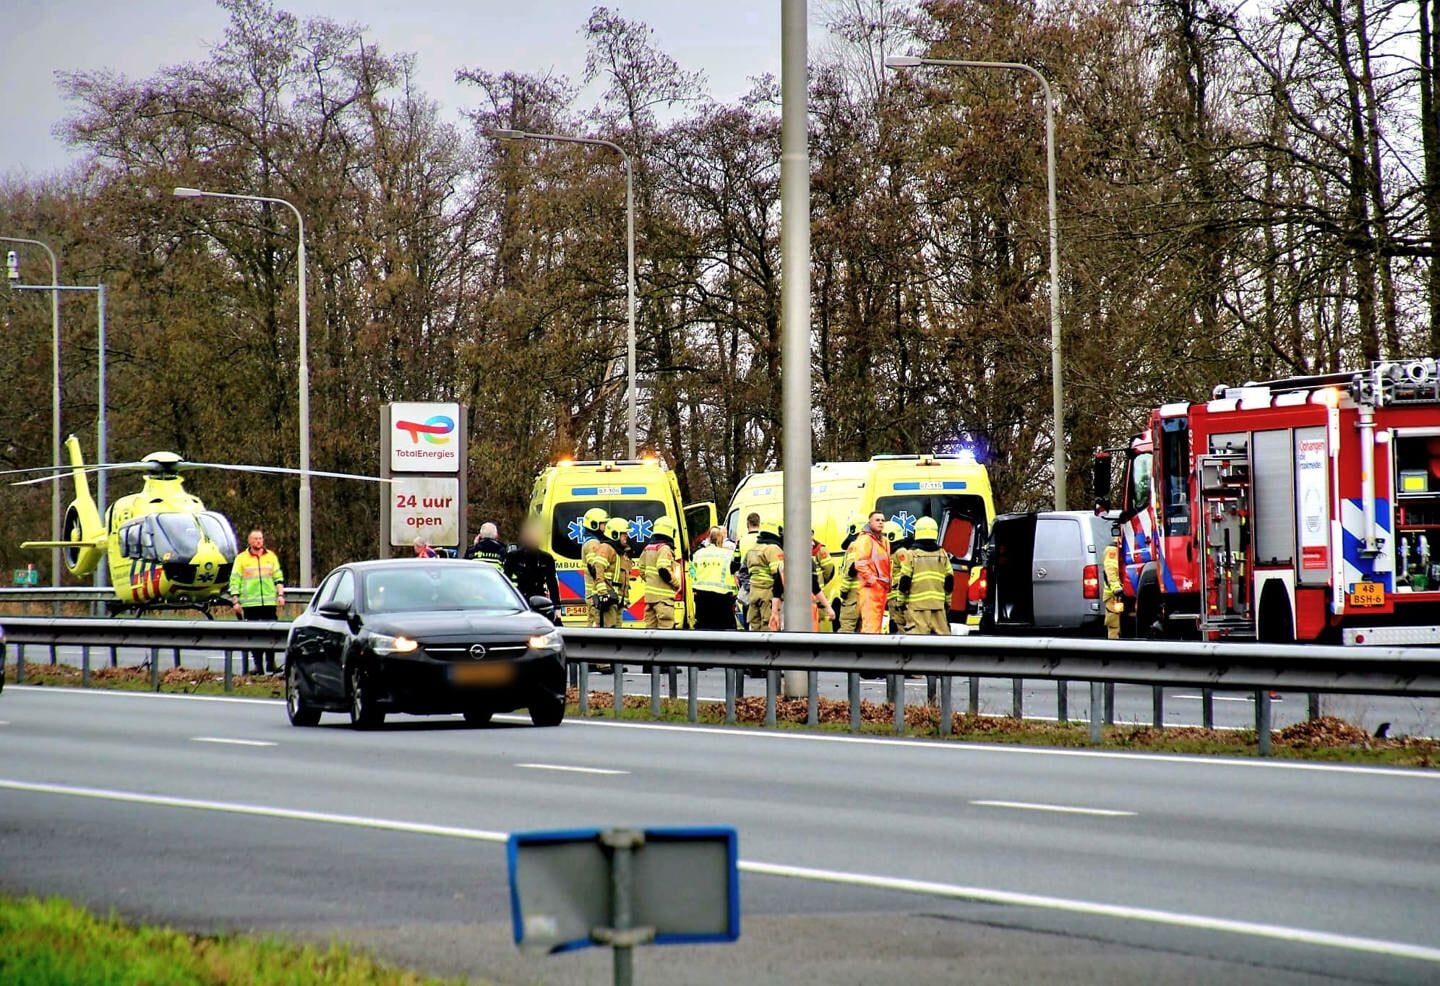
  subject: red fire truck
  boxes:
[1095,361,1440,645]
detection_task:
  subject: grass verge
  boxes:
[0,894,463,985]
[566,689,1440,768]
[6,662,283,699]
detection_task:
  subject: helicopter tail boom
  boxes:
[23,435,106,577]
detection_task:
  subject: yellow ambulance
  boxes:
[528,458,716,628]
[724,453,995,621]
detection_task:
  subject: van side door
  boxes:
[1033,516,1086,628]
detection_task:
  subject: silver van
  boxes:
[979,511,1115,635]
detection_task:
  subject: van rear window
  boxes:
[551,500,667,559]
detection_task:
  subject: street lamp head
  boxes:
[489,128,526,140]
[883,55,925,69]
[172,186,206,198]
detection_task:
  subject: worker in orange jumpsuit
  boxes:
[852,511,892,633]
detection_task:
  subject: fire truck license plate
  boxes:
[1348,582,1384,607]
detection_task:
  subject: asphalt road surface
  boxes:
[1,686,1438,984]
[13,642,1439,736]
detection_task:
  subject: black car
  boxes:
[283,560,565,729]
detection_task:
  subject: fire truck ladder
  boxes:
[1197,451,1254,637]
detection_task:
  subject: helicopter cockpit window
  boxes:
[120,522,144,559]
[198,513,238,560]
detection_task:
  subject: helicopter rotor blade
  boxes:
[0,461,144,477]
[8,463,153,487]
[180,462,394,483]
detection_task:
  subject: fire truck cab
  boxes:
[1100,361,1440,645]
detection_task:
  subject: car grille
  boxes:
[423,643,528,661]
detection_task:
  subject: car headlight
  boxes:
[527,629,561,651]
[369,633,419,655]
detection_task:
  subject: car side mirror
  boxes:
[317,600,350,618]
[528,595,556,618]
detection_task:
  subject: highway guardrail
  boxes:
[3,618,1438,754]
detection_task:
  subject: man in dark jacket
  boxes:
[504,521,560,614]
[465,522,507,570]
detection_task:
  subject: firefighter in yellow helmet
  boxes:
[899,516,952,635]
[579,508,612,627]
[884,519,912,633]
[640,515,682,629]
[743,521,785,631]
[1104,523,1124,640]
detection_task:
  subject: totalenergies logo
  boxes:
[394,415,455,446]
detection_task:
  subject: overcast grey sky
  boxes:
[1,0,790,178]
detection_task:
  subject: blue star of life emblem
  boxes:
[566,517,587,544]
[891,510,916,536]
[629,516,653,542]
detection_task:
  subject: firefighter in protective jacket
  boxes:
[640,516,682,629]
[898,516,952,635]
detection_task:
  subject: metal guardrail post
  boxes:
[725,669,736,724]
[1152,686,1164,729]
[149,647,160,690]
[885,674,897,704]
[49,642,56,666]
[614,664,623,718]
[1056,681,1068,722]
[1257,689,1273,756]
[806,671,818,725]
[1011,679,1023,719]
[172,647,181,669]
[649,666,660,719]
[1202,689,1214,728]
[894,679,905,735]
[109,645,117,668]
[848,673,861,732]
[1089,681,1103,744]
[223,651,233,694]
[1104,682,1115,723]
[81,646,90,688]
[968,676,979,715]
[15,644,24,684]
[667,665,678,700]
[578,663,589,715]
[765,671,777,727]
[1308,692,1320,720]
[939,676,952,736]
[926,675,937,705]
[687,666,697,722]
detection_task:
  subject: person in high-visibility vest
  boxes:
[732,511,762,615]
[230,528,285,675]
[689,526,737,630]
[884,520,912,633]
[639,516,682,629]
[852,512,891,634]
[812,531,837,631]
[1103,525,1124,640]
[579,508,613,627]
[743,521,785,631]
[899,516,952,635]
[835,515,867,632]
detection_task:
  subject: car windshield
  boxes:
[154,512,238,560]
[362,564,521,614]
[550,499,668,560]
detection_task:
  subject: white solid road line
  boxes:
[735,860,1440,965]
[515,763,628,776]
[971,799,1136,817]
[12,685,1438,781]
[192,737,277,748]
[1,776,1437,965]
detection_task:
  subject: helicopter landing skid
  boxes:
[108,597,231,620]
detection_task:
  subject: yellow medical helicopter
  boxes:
[8,434,384,615]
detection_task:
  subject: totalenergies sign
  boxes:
[390,402,461,473]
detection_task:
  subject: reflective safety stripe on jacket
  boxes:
[1103,544,1122,600]
[581,538,610,597]
[639,539,680,604]
[890,546,913,604]
[745,543,783,593]
[906,549,950,611]
[229,549,284,607]
[852,532,891,587]
[689,543,735,595]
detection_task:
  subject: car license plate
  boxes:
[564,605,588,617]
[1348,582,1384,607]
[450,662,514,686]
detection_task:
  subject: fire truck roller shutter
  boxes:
[1251,429,1295,568]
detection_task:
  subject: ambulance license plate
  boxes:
[450,662,514,686]
[1348,582,1384,607]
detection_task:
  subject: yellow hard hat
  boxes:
[605,517,630,538]
[583,507,609,532]
[883,520,903,544]
[914,516,939,540]
[653,516,678,539]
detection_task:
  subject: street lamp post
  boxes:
[488,129,639,459]
[885,55,1067,510]
[174,186,313,587]
[2,236,62,584]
